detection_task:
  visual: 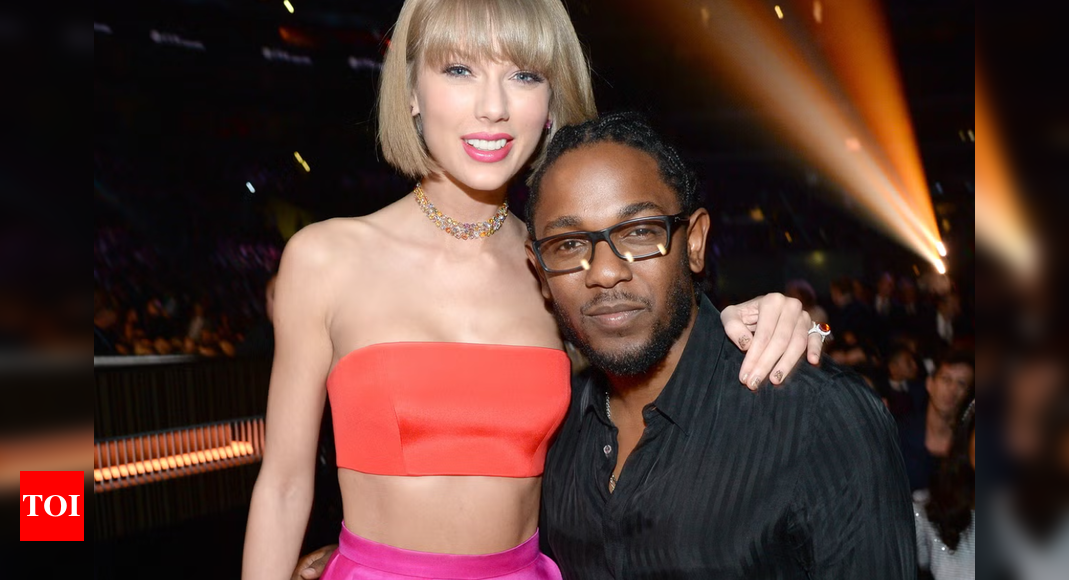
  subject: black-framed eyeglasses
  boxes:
[532,212,691,274]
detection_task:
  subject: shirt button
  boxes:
[603,444,612,456]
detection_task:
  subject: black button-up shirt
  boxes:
[540,295,916,579]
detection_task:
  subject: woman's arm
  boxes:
[243,227,337,580]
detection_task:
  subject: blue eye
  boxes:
[444,64,472,77]
[514,71,545,84]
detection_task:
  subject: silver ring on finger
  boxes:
[807,321,832,343]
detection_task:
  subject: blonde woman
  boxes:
[243,1,823,578]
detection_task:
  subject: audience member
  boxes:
[897,277,927,324]
[186,301,210,342]
[913,398,975,579]
[879,345,926,420]
[874,271,901,319]
[830,275,876,340]
[898,350,975,491]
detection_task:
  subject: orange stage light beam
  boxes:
[635,0,945,270]
[791,0,940,245]
[974,62,1038,279]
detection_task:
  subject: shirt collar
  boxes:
[580,293,726,434]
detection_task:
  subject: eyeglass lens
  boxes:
[539,219,671,271]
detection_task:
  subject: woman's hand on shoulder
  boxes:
[720,293,823,390]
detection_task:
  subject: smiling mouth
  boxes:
[463,138,508,151]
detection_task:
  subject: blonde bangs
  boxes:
[411,0,557,79]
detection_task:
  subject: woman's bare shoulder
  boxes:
[281,216,382,267]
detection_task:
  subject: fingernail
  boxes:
[749,376,761,390]
[741,372,749,384]
[773,370,784,384]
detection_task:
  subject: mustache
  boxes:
[581,290,652,314]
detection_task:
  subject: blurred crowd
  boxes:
[799,271,973,402]
[94,226,279,358]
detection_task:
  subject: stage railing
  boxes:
[94,355,271,540]
[94,417,264,492]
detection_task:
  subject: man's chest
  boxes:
[543,420,805,578]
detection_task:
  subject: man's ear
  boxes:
[685,208,711,275]
[525,241,553,301]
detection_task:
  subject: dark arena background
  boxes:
[81,0,1040,577]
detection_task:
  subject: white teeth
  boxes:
[465,138,507,151]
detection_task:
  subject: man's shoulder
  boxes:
[745,352,892,434]
[713,338,876,406]
[794,359,903,457]
[783,355,874,398]
[708,341,882,430]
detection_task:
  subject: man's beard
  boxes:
[554,264,696,377]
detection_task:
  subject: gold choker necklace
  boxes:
[413,182,509,240]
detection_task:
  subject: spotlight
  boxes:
[283,0,294,14]
[294,151,310,172]
[935,259,946,275]
[245,182,256,193]
[935,241,946,257]
[684,0,943,270]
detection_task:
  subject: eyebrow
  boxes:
[540,201,669,237]
[618,201,665,218]
[541,215,582,235]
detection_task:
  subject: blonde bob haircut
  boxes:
[378,0,598,181]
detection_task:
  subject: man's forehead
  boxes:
[937,363,974,379]
[534,143,670,232]
[538,200,671,236]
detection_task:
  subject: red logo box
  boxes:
[20,471,84,541]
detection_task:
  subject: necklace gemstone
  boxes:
[413,182,509,240]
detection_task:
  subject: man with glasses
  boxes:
[525,112,914,578]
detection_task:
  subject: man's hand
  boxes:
[720,293,823,390]
[291,544,337,580]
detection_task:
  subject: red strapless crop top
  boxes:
[325,342,571,477]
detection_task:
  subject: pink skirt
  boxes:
[320,523,562,580]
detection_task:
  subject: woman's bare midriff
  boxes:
[338,468,542,555]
